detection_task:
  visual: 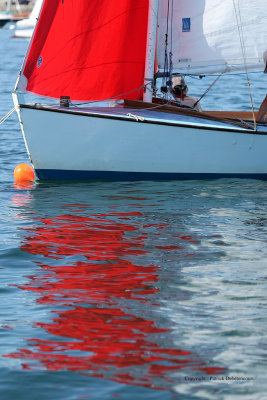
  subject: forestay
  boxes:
[157,0,267,74]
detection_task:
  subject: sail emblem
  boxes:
[37,56,43,68]
[182,18,191,32]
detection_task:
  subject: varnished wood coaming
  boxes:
[124,99,257,129]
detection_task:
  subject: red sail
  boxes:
[21,0,149,101]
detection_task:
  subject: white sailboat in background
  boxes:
[13,0,42,38]
[13,0,267,180]
[0,0,26,28]
[0,13,11,28]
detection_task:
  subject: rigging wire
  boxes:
[162,0,170,98]
[232,0,257,129]
[168,0,179,104]
[168,0,174,80]
[193,73,224,108]
[0,107,15,126]
[186,70,262,79]
[66,83,150,108]
[161,0,181,106]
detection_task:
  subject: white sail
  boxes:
[157,0,267,74]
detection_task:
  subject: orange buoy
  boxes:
[14,163,35,182]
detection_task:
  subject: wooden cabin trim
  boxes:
[124,99,256,129]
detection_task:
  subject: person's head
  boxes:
[264,50,267,73]
[172,76,188,96]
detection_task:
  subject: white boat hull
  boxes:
[16,104,267,180]
[13,28,33,38]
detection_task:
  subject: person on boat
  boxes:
[171,76,202,112]
[257,50,267,123]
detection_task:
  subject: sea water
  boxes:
[0,27,267,400]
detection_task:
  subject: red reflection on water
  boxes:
[155,245,182,250]
[13,181,36,190]
[21,213,147,261]
[5,210,225,388]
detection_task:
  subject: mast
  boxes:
[143,0,158,103]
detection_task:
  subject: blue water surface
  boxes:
[0,27,267,400]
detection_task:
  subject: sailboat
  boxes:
[0,0,27,28]
[13,0,43,38]
[0,14,11,28]
[13,0,267,181]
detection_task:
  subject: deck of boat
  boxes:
[24,97,267,134]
